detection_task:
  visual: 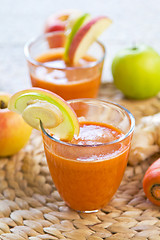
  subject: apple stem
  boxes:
[0,100,7,109]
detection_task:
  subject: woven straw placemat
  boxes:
[0,83,160,240]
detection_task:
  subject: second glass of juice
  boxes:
[24,31,105,100]
[41,99,135,212]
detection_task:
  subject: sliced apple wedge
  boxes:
[64,13,90,62]
[8,88,79,141]
[68,16,112,65]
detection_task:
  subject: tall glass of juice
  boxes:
[41,99,135,212]
[24,31,105,100]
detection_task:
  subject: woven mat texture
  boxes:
[0,83,160,240]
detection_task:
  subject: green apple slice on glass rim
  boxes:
[64,13,90,62]
[8,88,80,141]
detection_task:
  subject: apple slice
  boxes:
[8,88,79,141]
[64,13,90,62]
[68,16,112,65]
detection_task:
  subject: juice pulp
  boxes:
[42,121,131,211]
[29,50,103,100]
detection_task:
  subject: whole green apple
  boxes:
[112,45,160,99]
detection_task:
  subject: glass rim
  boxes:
[40,98,135,148]
[24,30,106,71]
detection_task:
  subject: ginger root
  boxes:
[129,113,160,166]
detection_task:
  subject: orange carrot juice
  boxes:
[41,99,135,212]
[30,51,102,100]
[24,31,105,100]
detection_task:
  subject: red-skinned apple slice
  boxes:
[68,16,112,65]
[64,13,90,62]
[8,88,79,141]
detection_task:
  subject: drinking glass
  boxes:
[24,31,105,100]
[41,99,135,212]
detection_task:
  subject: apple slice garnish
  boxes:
[8,88,79,141]
[68,16,112,65]
[64,13,90,62]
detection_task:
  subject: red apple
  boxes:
[44,9,81,48]
[68,16,112,65]
[0,92,32,157]
[44,9,81,33]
